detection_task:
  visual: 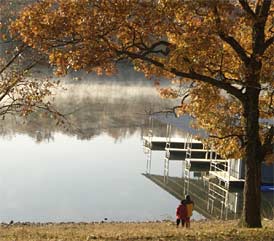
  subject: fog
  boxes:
[0,66,181,142]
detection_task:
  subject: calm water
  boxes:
[0,70,190,222]
[0,133,185,222]
[0,69,272,222]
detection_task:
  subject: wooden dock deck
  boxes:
[143,136,203,151]
[185,158,227,163]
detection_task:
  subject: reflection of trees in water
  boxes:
[0,83,179,142]
[142,117,186,138]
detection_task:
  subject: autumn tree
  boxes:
[0,0,65,119]
[10,0,274,227]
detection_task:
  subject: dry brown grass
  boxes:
[0,219,273,241]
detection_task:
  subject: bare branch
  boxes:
[0,79,20,102]
[0,44,27,75]
[0,55,45,102]
[149,106,180,118]
[181,93,189,104]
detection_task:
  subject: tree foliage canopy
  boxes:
[0,0,66,119]
[10,0,273,160]
[9,0,274,227]
[0,2,48,117]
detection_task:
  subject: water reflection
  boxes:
[0,75,183,222]
[0,72,272,222]
[0,76,177,142]
[0,132,182,222]
[142,117,274,221]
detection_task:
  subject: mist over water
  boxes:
[0,66,272,223]
[0,65,180,144]
[0,67,188,222]
[1,65,178,142]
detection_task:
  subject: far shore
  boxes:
[1,219,273,241]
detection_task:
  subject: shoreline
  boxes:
[1,219,273,241]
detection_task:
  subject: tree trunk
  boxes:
[241,86,262,228]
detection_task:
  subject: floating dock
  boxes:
[143,136,203,151]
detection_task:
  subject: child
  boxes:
[176,200,187,227]
[185,195,194,228]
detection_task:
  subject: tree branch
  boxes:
[129,39,172,57]
[214,6,250,65]
[239,0,256,19]
[209,134,245,147]
[0,55,45,102]
[0,44,27,75]
[218,31,250,66]
[258,0,272,18]
[149,107,179,118]
[252,0,272,55]
[263,36,274,52]
[0,79,20,102]
[117,49,245,103]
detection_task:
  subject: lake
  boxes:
[0,69,186,223]
[0,68,272,223]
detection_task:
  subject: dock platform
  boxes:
[143,136,203,151]
[209,170,245,188]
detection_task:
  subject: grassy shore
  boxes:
[0,219,273,241]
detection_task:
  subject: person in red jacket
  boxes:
[176,200,187,227]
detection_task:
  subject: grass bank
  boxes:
[0,219,273,241]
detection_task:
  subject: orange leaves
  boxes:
[175,82,246,159]
[49,51,67,76]
[0,67,57,117]
[259,92,274,120]
[10,0,125,76]
[158,87,179,99]
[7,0,230,81]
[8,0,274,160]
